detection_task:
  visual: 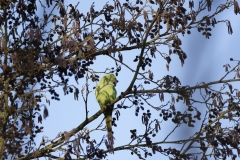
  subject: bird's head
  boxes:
[105,74,118,86]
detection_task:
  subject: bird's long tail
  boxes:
[105,113,114,153]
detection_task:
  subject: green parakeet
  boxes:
[95,74,117,152]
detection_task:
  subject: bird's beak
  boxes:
[114,80,118,86]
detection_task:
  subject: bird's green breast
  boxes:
[96,84,117,107]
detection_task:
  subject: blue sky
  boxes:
[34,1,240,159]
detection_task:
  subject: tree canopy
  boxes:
[1,0,240,159]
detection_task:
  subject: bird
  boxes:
[95,74,118,153]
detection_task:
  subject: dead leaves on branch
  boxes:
[0,0,240,159]
[234,0,240,15]
[223,63,231,72]
[227,20,233,35]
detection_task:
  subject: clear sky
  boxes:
[34,1,240,160]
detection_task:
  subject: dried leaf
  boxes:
[227,21,233,35]
[237,69,240,78]
[223,64,229,72]
[90,141,95,152]
[104,140,108,150]
[228,84,233,94]
[25,125,32,134]
[118,52,123,63]
[190,10,196,22]
[166,63,169,71]
[115,110,120,121]
[1,39,5,50]
[212,98,217,108]
[74,88,79,100]
[36,27,42,43]
[155,121,160,133]
[181,59,184,67]
[142,114,145,124]
[3,64,7,71]
[143,10,148,21]
[144,116,148,126]
[81,85,85,94]
[152,145,157,154]
[236,91,240,98]
[159,93,164,102]
[88,38,95,51]
[171,94,175,103]
[171,104,176,111]
[90,2,95,19]
[228,112,233,121]
[184,94,190,106]
[78,49,83,57]
[38,115,43,124]
[148,70,153,80]
[43,105,49,119]
[189,0,194,10]
[28,28,34,41]
[63,83,67,95]
[234,1,240,15]
[206,0,212,11]
[62,59,67,69]
[64,131,70,142]
[63,15,68,27]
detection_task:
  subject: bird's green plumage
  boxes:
[95,74,117,152]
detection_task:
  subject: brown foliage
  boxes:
[0,0,239,159]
